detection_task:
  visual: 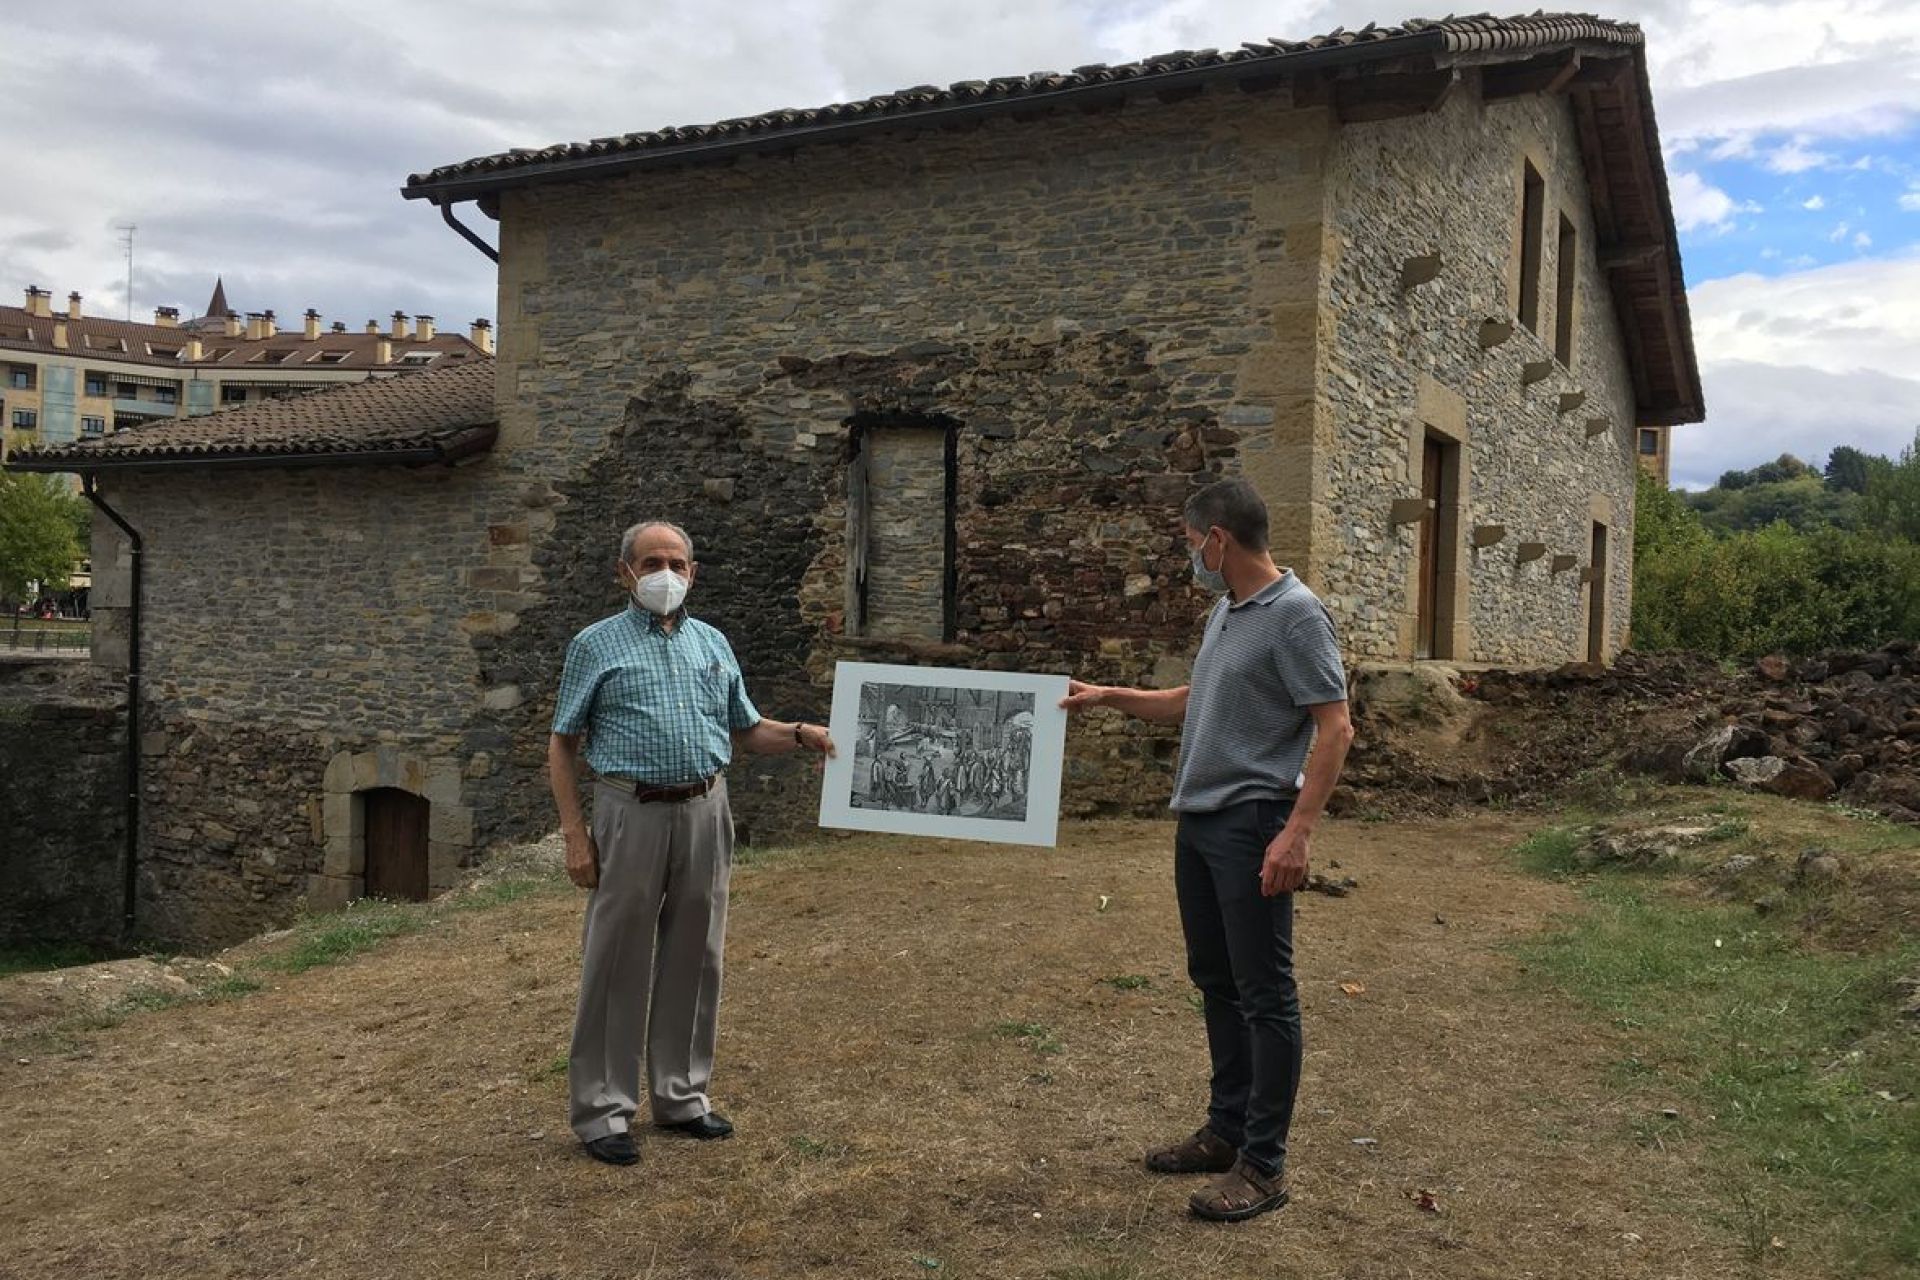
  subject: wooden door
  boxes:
[1416,438,1443,659]
[1587,522,1609,664]
[363,788,429,901]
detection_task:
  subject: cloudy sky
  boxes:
[4,1,1916,488]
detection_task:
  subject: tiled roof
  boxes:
[0,306,486,373]
[6,359,498,471]
[404,13,1641,195]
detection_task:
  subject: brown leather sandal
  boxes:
[1188,1156,1289,1222]
[1144,1126,1238,1174]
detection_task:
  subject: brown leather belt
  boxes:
[619,774,719,804]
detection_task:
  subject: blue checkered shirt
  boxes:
[551,607,761,785]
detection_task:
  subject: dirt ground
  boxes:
[0,817,1749,1280]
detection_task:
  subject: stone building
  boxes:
[10,13,1701,946]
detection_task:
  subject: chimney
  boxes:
[262,309,277,337]
[376,338,392,365]
[303,308,321,340]
[245,312,266,340]
[364,319,380,335]
[330,321,346,334]
[470,318,494,355]
[389,311,410,341]
[414,314,435,341]
[185,336,203,361]
[224,311,243,338]
[67,292,83,320]
[154,306,180,328]
[24,286,51,317]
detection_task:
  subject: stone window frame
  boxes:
[310,747,471,910]
[1398,376,1472,662]
[842,410,961,643]
[1552,207,1580,369]
[1580,493,1616,665]
[1505,142,1552,338]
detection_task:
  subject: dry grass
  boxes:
[0,817,1751,1280]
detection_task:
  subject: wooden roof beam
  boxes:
[1334,68,1460,123]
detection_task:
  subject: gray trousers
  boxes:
[569,776,733,1142]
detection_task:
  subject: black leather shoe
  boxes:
[582,1132,639,1165]
[658,1111,733,1140]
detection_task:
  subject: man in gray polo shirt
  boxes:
[1063,478,1354,1222]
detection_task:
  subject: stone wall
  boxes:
[1317,90,1640,664]
[0,658,125,946]
[859,424,948,641]
[87,465,511,946]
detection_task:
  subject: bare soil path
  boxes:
[0,817,1744,1280]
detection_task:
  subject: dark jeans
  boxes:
[1174,796,1303,1178]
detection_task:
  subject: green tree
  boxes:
[1824,444,1874,495]
[0,473,86,600]
[1862,430,1920,542]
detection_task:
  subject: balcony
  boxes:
[111,396,179,418]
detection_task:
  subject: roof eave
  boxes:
[400,31,1447,204]
[5,423,498,475]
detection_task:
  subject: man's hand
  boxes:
[564,827,600,890]
[799,724,838,758]
[1060,680,1112,711]
[1260,823,1310,897]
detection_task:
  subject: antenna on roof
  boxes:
[117,223,137,320]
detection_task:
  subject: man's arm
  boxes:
[1060,680,1189,725]
[548,732,598,889]
[1259,699,1356,897]
[732,717,838,758]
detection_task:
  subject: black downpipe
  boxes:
[82,475,142,937]
[440,202,500,263]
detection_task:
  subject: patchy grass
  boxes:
[0,942,122,978]
[1511,818,1920,1275]
[991,1019,1063,1056]
[1101,974,1152,991]
[450,874,567,913]
[256,899,431,975]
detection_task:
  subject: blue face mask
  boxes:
[1190,534,1229,594]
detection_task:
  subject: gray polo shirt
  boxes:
[1170,570,1348,813]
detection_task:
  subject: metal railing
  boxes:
[0,617,90,652]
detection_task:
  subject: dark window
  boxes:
[220,385,248,403]
[1554,213,1578,365]
[154,386,178,404]
[81,416,106,436]
[1638,429,1661,456]
[1518,161,1545,334]
[114,382,137,400]
[11,409,37,429]
[7,367,31,390]
[84,374,107,396]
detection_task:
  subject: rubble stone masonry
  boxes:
[77,81,1652,945]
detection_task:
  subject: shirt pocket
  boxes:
[698,660,733,719]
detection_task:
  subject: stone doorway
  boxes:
[1586,521,1610,664]
[1415,436,1462,660]
[363,788,430,901]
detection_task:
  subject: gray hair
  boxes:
[619,519,695,564]
[1182,479,1269,552]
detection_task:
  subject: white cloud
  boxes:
[1766,137,1833,172]
[1802,195,1827,210]
[1670,171,1742,231]
[1902,187,1920,212]
[1855,230,1874,248]
[1678,251,1920,484]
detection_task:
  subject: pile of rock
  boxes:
[1605,641,1920,821]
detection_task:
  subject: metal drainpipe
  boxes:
[82,474,142,937]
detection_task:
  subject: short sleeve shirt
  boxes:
[1170,571,1348,812]
[551,607,761,785]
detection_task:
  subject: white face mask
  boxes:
[630,568,689,616]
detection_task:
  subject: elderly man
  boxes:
[1063,478,1354,1222]
[548,519,834,1167]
